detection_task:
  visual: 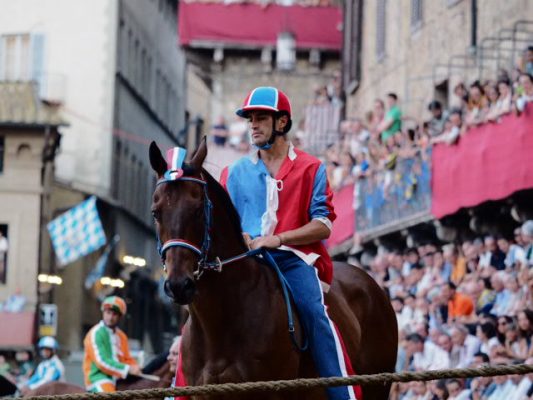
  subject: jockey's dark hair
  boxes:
[387,93,398,101]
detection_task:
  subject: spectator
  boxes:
[331,151,356,190]
[519,45,533,76]
[508,357,533,399]
[453,82,469,111]
[465,81,488,127]
[405,333,451,371]
[449,324,481,368]
[210,116,229,147]
[484,83,501,122]
[445,378,471,400]
[486,373,516,398]
[431,108,462,146]
[491,273,511,317]
[427,100,448,137]
[517,310,533,359]
[493,79,514,119]
[378,93,402,144]
[497,235,526,270]
[479,236,505,271]
[477,322,500,359]
[443,244,467,286]
[368,99,385,138]
[522,220,533,266]
[441,282,475,324]
[515,73,533,114]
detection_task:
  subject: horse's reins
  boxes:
[155,170,308,351]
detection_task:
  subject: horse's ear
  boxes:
[190,137,207,170]
[149,141,167,178]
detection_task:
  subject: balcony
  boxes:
[178,2,342,51]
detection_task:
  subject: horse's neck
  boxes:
[189,256,270,340]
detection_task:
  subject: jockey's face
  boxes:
[248,111,274,147]
[103,309,121,329]
[39,348,53,359]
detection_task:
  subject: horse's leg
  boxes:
[328,263,398,400]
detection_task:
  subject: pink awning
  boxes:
[178,2,342,50]
[0,312,35,349]
[432,104,533,219]
[327,183,355,248]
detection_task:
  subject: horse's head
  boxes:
[149,139,208,305]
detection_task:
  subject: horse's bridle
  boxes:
[155,170,220,279]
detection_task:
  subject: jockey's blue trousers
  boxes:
[268,249,357,400]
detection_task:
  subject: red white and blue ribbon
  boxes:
[163,147,187,181]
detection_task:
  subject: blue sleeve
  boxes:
[309,163,334,221]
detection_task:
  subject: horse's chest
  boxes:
[195,359,245,384]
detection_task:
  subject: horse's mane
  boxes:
[201,167,247,248]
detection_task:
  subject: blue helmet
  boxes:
[38,336,58,350]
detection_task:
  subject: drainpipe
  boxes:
[470,0,478,52]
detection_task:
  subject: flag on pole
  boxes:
[47,196,107,266]
[84,234,120,290]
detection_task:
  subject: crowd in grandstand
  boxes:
[323,46,533,193]
[380,220,533,399]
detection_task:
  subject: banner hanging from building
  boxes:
[47,196,107,266]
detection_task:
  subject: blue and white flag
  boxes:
[47,196,107,266]
[84,234,120,290]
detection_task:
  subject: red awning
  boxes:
[178,2,342,50]
[0,312,35,349]
[432,104,533,219]
[327,183,355,248]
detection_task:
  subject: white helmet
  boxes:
[38,336,58,350]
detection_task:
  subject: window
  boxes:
[411,0,423,29]
[0,224,8,284]
[0,33,45,88]
[376,0,387,61]
[0,136,4,173]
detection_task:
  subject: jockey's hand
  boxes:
[242,232,253,249]
[129,365,142,376]
[249,235,281,250]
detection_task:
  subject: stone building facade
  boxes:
[343,0,532,120]
[0,83,63,349]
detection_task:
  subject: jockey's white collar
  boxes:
[249,141,297,164]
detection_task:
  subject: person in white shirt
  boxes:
[450,324,481,369]
[406,333,451,371]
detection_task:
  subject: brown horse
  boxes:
[149,139,397,400]
[23,362,173,397]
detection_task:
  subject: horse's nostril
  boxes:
[164,280,174,299]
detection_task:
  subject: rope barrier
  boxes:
[19,363,533,400]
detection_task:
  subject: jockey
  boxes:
[22,336,65,392]
[220,86,358,400]
[83,296,141,392]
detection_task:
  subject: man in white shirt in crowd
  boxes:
[449,324,481,369]
[405,333,450,371]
